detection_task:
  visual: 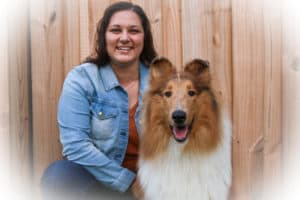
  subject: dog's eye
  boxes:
[164,91,172,97]
[188,90,196,97]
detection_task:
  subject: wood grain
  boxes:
[30,0,64,186]
[63,0,81,73]
[231,0,266,199]
[87,0,110,59]
[282,0,300,193]
[262,0,283,198]
[79,0,90,60]
[0,1,11,192]
[162,0,182,68]
[6,0,32,197]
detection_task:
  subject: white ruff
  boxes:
[138,112,232,200]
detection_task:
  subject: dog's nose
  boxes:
[172,110,186,124]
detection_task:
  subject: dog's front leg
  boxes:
[132,177,144,200]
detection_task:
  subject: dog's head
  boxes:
[147,57,218,145]
[141,57,220,157]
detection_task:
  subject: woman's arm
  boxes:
[57,68,135,192]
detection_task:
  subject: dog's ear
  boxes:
[150,57,174,80]
[184,59,210,86]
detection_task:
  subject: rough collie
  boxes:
[133,57,232,200]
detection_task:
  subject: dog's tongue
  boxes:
[172,126,188,141]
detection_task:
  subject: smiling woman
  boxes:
[39,2,157,199]
[105,10,145,108]
[105,10,145,68]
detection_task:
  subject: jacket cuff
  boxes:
[112,168,136,192]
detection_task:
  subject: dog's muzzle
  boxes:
[172,110,186,124]
[171,110,189,142]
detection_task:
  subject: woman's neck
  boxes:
[111,61,140,108]
[111,61,139,85]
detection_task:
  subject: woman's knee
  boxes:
[41,160,79,186]
[40,160,96,197]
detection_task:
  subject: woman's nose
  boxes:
[120,31,129,42]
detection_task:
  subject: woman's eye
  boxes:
[188,90,196,96]
[164,91,172,97]
[110,29,121,33]
[129,29,140,34]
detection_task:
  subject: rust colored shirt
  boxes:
[122,102,139,173]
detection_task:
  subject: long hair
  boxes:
[84,1,157,67]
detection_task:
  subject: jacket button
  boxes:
[120,131,126,136]
[98,112,103,118]
[116,154,121,158]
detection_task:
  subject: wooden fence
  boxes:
[1,0,300,199]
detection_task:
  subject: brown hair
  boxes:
[84,1,157,67]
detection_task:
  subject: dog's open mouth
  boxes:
[172,125,189,142]
[170,110,194,143]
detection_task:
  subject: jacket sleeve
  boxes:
[57,68,135,192]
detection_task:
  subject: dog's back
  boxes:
[133,58,232,200]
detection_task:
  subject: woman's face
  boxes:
[106,10,144,67]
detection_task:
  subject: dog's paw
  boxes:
[132,178,144,200]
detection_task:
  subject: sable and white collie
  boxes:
[133,57,232,200]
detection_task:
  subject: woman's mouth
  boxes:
[116,46,133,53]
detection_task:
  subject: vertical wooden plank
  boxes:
[7,0,32,198]
[79,0,90,61]
[30,0,64,188]
[87,0,110,57]
[182,0,210,61]
[282,0,300,198]
[210,0,233,111]
[132,0,163,56]
[0,1,11,196]
[63,0,81,73]
[282,0,300,170]
[162,0,182,68]
[31,0,83,189]
[262,0,283,198]
[182,0,232,111]
[231,1,265,199]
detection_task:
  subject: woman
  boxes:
[41,2,157,199]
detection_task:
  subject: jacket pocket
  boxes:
[90,100,119,139]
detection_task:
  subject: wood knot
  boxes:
[213,33,221,47]
[49,11,56,25]
[249,136,264,153]
[152,14,161,24]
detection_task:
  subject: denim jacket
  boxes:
[57,62,149,192]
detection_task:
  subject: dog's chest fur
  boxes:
[138,117,232,200]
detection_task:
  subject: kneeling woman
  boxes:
[40,2,157,199]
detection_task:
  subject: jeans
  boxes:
[40,160,134,200]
